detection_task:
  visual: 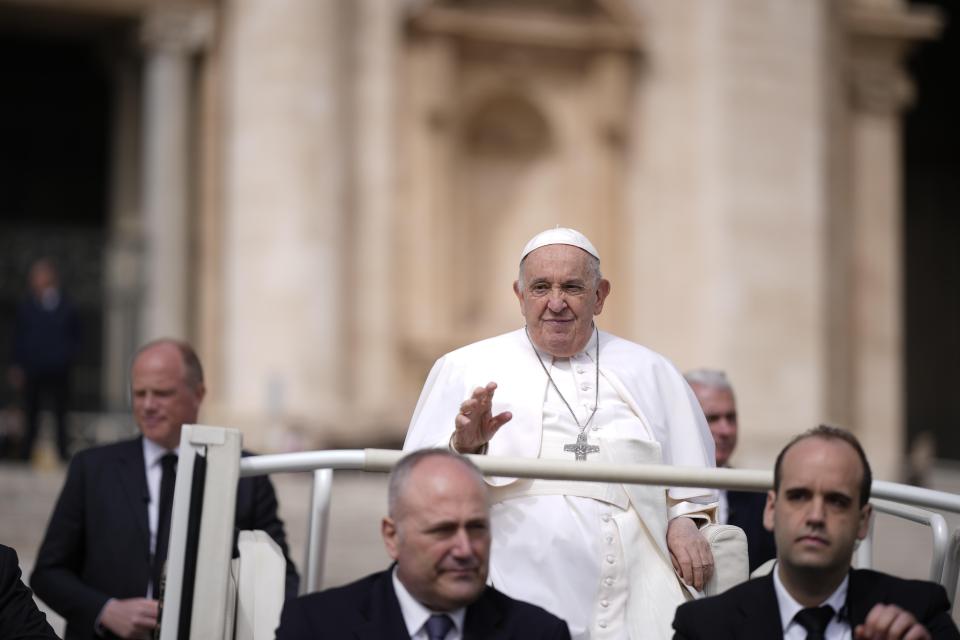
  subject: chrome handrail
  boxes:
[241,449,960,593]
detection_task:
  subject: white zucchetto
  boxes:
[520,227,600,263]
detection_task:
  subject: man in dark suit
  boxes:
[276,449,571,639]
[11,258,81,463]
[686,369,776,572]
[0,543,59,639]
[31,339,299,640]
[673,425,960,639]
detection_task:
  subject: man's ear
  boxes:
[381,516,400,560]
[593,279,611,315]
[856,503,873,541]
[762,490,776,532]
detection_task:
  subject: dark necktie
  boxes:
[424,613,453,640]
[152,453,178,597]
[794,605,835,640]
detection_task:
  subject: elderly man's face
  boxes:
[513,244,610,358]
[382,457,491,611]
[690,384,738,467]
[764,437,871,584]
[131,343,205,450]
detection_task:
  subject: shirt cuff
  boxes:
[447,433,489,455]
[668,498,719,524]
[94,599,114,637]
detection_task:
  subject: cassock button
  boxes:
[601,600,609,608]
[599,621,608,629]
[601,514,611,523]
[605,535,614,544]
[580,383,591,391]
[606,554,615,564]
[576,367,585,374]
[604,577,614,586]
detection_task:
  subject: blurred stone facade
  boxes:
[0,0,942,479]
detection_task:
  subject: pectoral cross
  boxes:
[564,431,600,461]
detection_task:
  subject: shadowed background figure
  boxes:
[10,258,81,463]
[685,369,776,572]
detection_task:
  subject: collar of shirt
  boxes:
[39,288,61,310]
[529,324,599,364]
[391,567,466,640]
[773,563,850,640]
[142,437,178,470]
[141,437,179,597]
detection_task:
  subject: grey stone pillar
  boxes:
[139,7,212,341]
[844,1,940,479]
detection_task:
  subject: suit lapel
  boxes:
[355,569,409,640]
[736,574,785,638]
[462,588,503,640]
[844,569,881,629]
[116,437,151,555]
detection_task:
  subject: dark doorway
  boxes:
[0,29,113,423]
[905,1,960,459]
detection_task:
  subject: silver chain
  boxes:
[525,325,600,435]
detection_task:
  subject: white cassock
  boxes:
[403,328,718,640]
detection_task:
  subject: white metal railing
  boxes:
[942,530,960,600]
[239,448,960,594]
[855,498,948,583]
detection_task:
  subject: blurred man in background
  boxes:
[10,258,81,463]
[685,369,776,572]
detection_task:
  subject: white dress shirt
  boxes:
[392,568,466,640]
[142,437,178,599]
[773,564,851,640]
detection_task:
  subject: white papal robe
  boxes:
[403,328,717,639]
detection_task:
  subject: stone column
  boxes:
[844,1,940,479]
[219,0,346,448]
[139,6,212,341]
[103,55,142,411]
[348,0,399,421]
[400,33,456,352]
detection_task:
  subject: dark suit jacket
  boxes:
[275,568,571,639]
[0,544,59,639]
[31,437,299,640]
[673,569,960,639]
[725,490,776,572]
[13,292,81,376]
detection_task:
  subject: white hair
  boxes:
[683,368,733,391]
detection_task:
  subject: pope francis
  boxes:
[403,227,718,639]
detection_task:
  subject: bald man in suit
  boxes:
[673,426,959,640]
[32,340,298,640]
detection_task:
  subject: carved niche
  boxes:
[398,0,641,361]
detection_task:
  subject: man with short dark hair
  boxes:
[672,425,960,639]
[276,449,571,639]
[32,339,298,640]
[685,368,776,572]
